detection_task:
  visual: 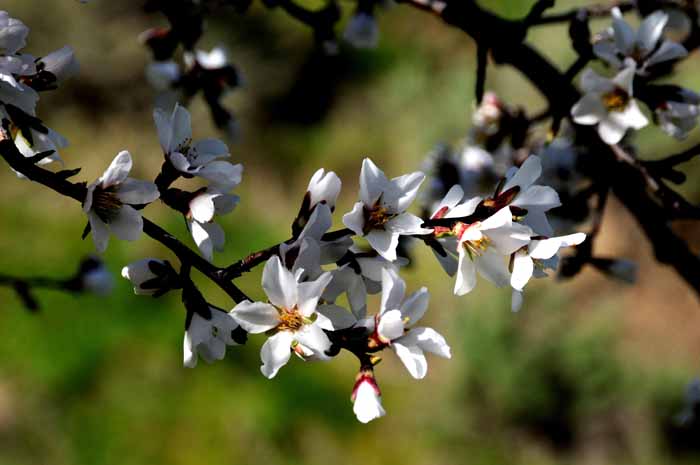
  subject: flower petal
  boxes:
[260,331,293,379]
[116,178,160,205]
[109,205,143,241]
[261,255,298,309]
[99,150,132,187]
[232,301,279,333]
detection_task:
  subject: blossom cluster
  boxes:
[114,145,584,422]
[573,7,699,143]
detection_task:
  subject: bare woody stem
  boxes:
[0,136,250,304]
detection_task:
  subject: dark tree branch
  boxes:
[399,0,700,297]
[0,137,250,304]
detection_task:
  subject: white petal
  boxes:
[366,229,399,261]
[299,203,332,242]
[109,205,143,241]
[513,185,561,210]
[170,104,192,152]
[392,171,425,212]
[189,193,216,223]
[342,202,366,236]
[308,168,342,208]
[197,161,243,190]
[153,107,173,153]
[352,381,385,423]
[480,207,513,231]
[406,327,451,359]
[315,304,357,330]
[297,271,332,317]
[476,248,511,287]
[386,213,431,235]
[645,41,687,68]
[580,68,615,94]
[377,309,405,341]
[232,301,279,333]
[611,7,635,54]
[502,155,541,193]
[400,287,429,326]
[116,179,160,205]
[121,258,162,295]
[380,268,406,314]
[294,323,332,358]
[260,331,294,379]
[88,211,110,253]
[393,341,428,379]
[529,233,586,260]
[446,196,481,219]
[571,94,607,126]
[359,158,390,206]
[597,117,627,145]
[190,220,224,262]
[454,248,477,296]
[510,251,534,291]
[261,255,298,309]
[99,150,132,187]
[617,100,649,130]
[431,184,464,217]
[637,10,668,54]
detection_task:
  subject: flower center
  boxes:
[463,236,491,260]
[277,306,304,332]
[92,186,123,223]
[601,87,630,112]
[364,203,394,232]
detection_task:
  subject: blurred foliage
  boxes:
[1,1,700,465]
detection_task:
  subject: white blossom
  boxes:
[454,206,532,296]
[307,168,341,210]
[366,268,451,379]
[499,155,562,236]
[351,371,386,423]
[571,65,649,145]
[153,103,243,190]
[593,8,687,74]
[655,90,700,140]
[510,233,586,311]
[343,158,432,261]
[0,11,29,56]
[232,256,346,378]
[13,127,66,176]
[38,45,79,82]
[184,308,241,368]
[121,258,166,295]
[187,188,239,262]
[185,46,229,71]
[83,151,160,253]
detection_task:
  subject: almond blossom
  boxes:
[593,8,687,74]
[83,151,160,253]
[187,188,239,262]
[351,369,386,423]
[455,206,532,296]
[232,256,342,378]
[510,233,586,311]
[365,268,451,379]
[571,64,648,145]
[153,104,242,190]
[343,158,432,261]
[499,155,562,236]
[184,307,241,368]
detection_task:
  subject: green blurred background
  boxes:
[1,1,700,464]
